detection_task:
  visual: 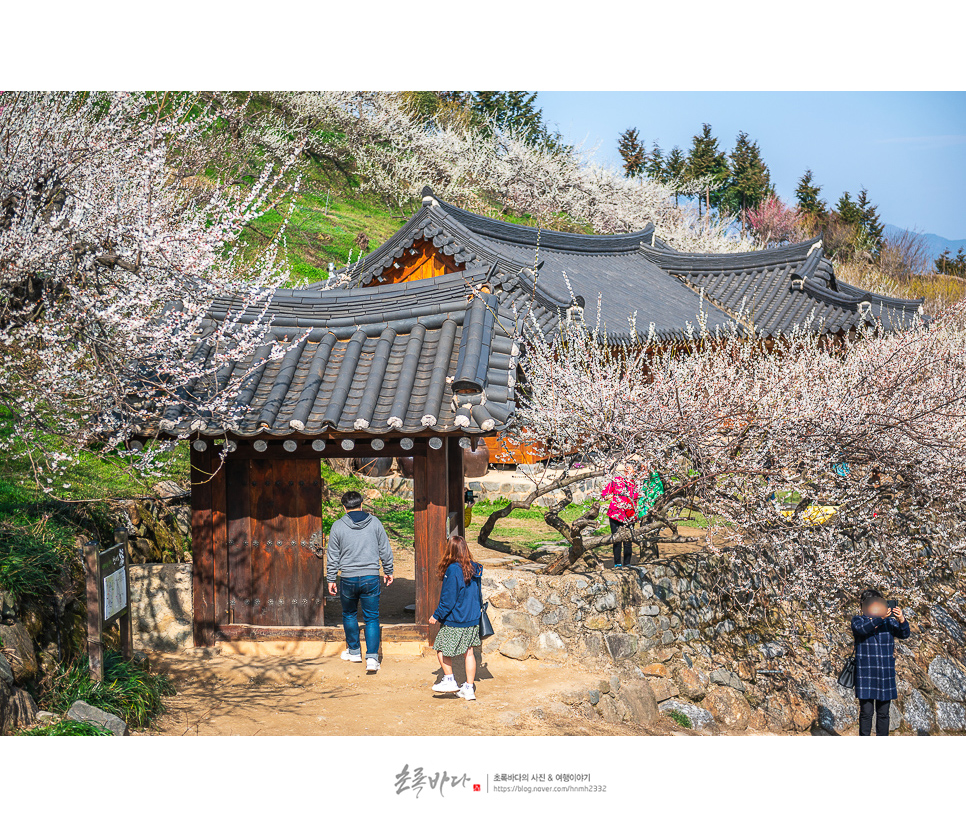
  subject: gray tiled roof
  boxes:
[317,191,739,345]
[149,271,521,439]
[644,239,924,336]
[309,188,922,344]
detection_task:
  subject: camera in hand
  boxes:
[886,599,898,611]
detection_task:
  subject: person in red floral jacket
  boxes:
[601,463,640,568]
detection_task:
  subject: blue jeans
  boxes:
[339,575,381,659]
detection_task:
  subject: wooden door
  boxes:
[224,457,325,627]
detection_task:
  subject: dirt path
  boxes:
[139,650,691,737]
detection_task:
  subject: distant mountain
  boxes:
[883,224,966,264]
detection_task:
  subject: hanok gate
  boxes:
[149,269,521,647]
[189,434,473,645]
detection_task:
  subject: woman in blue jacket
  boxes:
[851,589,911,736]
[429,535,483,701]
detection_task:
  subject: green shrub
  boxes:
[667,709,693,729]
[40,651,175,729]
[17,719,113,737]
[0,521,70,600]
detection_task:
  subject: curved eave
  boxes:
[433,196,655,253]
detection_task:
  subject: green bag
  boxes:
[636,471,665,518]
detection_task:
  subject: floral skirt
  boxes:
[434,624,481,656]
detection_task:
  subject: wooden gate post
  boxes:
[82,539,104,682]
[414,440,448,643]
[447,437,465,538]
[190,443,216,647]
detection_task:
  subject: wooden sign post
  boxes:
[82,528,133,682]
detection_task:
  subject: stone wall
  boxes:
[480,564,966,735]
[129,564,193,652]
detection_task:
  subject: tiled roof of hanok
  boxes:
[310,187,922,345]
[643,238,924,337]
[149,270,521,439]
[316,190,739,345]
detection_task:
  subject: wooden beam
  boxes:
[447,437,465,539]
[225,458,252,626]
[220,442,428,460]
[414,440,448,644]
[211,456,229,630]
[190,445,216,647]
[81,539,104,681]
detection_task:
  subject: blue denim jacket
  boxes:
[432,562,483,627]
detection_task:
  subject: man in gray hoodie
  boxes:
[326,490,394,671]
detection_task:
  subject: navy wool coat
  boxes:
[851,615,911,700]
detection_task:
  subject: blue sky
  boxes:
[536,92,966,241]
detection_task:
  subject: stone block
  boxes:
[710,668,746,692]
[605,633,638,660]
[928,656,966,701]
[66,700,128,736]
[902,689,934,733]
[596,694,624,724]
[660,699,715,729]
[533,632,567,662]
[935,701,966,731]
[500,611,538,636]
[498,635,531,660]
[524,596,545,615]
[649,678,680,703]
[618,681,659,725]
[594,592,618,612]
[487,591,516,609]
[704,686,751,731]
[675,666,708,701]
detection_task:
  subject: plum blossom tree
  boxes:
[267,91,745,254]
[479,294,966,625]
[0,91,305,491]
[747,195,804,247]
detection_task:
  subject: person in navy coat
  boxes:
[851,589,911,736]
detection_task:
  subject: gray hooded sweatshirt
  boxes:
[325,510,393,582]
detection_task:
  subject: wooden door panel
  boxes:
[296,459,325,626]
[249,457,274,626]
[225,458,252,625]
[272,458,300,627]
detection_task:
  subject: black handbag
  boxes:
[837,650,856,688]
[477,574,494,639]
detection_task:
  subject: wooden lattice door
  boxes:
[224,457,326,627]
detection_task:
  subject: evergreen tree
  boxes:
[647,142,665,181]
[835,191,862,226]
[935,248,953,275]
[617,127,648,178]
[795,169,826,219]
[722,131,772,233]
[855,187,884,256]
[470,91,563,150]
[686,123,729,216]
[664,146,686,206]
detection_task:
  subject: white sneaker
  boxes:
[366,657,380,671]
[432,677,460,693]
[340,649,362,662]
[457,683,477,701]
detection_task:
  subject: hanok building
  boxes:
[319,186,922,463]
[145,186,921,649]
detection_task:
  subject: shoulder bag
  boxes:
[477,572,494,639]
